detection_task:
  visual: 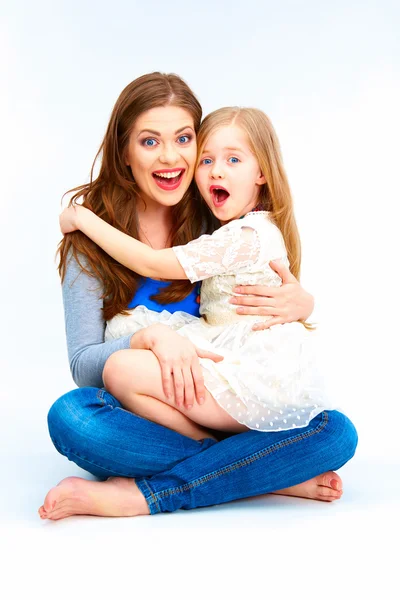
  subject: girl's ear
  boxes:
[256,172,266,186]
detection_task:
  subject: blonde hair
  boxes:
[196,107,301,280]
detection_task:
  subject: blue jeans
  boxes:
[48,387,358,514]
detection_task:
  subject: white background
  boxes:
[1,1,399,598]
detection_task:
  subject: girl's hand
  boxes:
[132,324,223,410]
[230,259,314,331]
[59,205,80,234]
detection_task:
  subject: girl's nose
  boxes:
[210,163,224,179]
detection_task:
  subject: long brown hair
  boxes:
[58,72,212,320]
[196,107,301,279]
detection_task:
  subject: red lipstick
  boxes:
[152,168,185,191]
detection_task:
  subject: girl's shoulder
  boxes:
[222,211,278,234]
[236,212,286,253]
[208,212,283,249]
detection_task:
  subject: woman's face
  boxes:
[125,106,197,208]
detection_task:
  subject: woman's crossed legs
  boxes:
[39,349,354,520]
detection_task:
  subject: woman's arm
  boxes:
[60,205,187,280]
[64,254,223,398]
[62,253,133,387]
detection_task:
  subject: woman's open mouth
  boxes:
[152,169,185,191]
[210,185,230,207]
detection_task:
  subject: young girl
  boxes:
[60,106,334,440]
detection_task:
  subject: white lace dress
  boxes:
[105,212,335,432]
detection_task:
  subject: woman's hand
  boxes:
[59,205,81,234]
[229,259,314,331]
[131,324,223,410]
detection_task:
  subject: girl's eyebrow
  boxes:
[137,126,194,137]
[201,146,245,154]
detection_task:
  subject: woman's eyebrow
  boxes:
[137,125,194,137]
[138,129,161,136]
[175,126,194,134]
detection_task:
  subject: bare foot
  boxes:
[271,471,343,502]
[38,476,150,521]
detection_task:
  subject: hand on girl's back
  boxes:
[229,259,314,328]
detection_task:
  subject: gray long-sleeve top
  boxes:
[62,256,132,388]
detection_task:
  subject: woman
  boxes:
[39,73,357,520]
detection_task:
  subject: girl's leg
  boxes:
[124,393,219,441]
[103,349,248,437]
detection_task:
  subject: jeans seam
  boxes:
[97,388,106,405]
[138,479,161,513]
[96,388,159,424]
[152,411,329,501]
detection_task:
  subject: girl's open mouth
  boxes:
[210,185,230,207]
[152,169,185,191]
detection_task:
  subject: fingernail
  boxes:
[187,405,193,410]
[330,479,341,491]
[198,397,204,404]
[237,307,244,313]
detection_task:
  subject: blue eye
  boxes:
[228,157,239,163]
[178,135,191,144]
[201,158,213,165]
[143,138,157,147]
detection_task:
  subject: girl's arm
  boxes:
[60,205,187,280]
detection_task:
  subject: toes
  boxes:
[329,478,342,491]
[43,492,57,512]
[43,477,80,512]
[46,506,75,521]
[319,471,343,491]
[46,512,68,521]
[318,486,343,502]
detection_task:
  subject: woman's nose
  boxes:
[159,143,179,165]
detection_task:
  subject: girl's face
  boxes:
[195,125,265,224]
[125,106,197,208]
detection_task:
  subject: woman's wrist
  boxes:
[129,329,148,350]
[129,325,160,350]
[303,291,315,320]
